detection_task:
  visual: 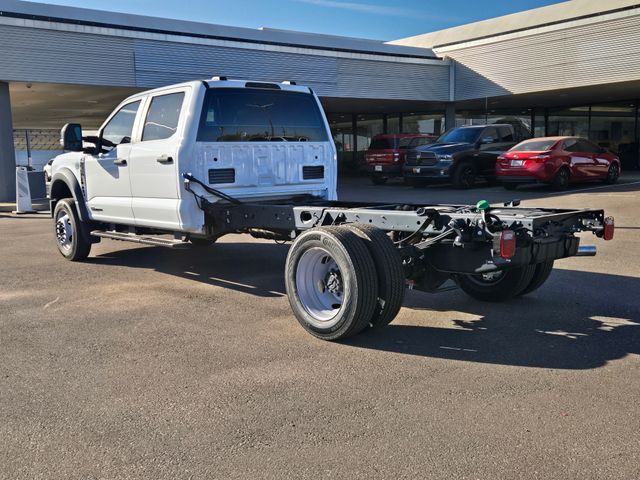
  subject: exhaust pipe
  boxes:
[576,245,597,256]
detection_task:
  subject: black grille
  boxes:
[303,165,324,180]
[405,150,438,166]
[208,168,235,184]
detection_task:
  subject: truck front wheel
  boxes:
[285,226,378,340]
[452,161,477,189]
[454,265,536,302]
[53,198,92,261]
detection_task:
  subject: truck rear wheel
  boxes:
[345,224,405,329]
[285,227,379,340]
[53,198,92,261]
[454,265,536,302]
[518,261,554,296]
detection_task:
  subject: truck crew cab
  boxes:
[49,78,614,341]
[403,124,521,188]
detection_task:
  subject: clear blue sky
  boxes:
[43,0,564,40]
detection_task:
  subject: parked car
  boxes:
[364,134,436,184]
[402,124,521,188]
[496,136,621,190]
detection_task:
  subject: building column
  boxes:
[445,102,456,131]
[0,82,16,202]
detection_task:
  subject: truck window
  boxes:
[481,127,499,143]
[102,100,141,149]
[197,88,328,142]
[413,137,433,147]
[369,137,396,149]
[142,92,185,142]
[498,126,514,142]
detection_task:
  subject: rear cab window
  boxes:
[197,88,328,142]
[369,138,396,150]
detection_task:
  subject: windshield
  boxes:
[510,139,557,152]
[437,127,483,144]
[197,88,328,142]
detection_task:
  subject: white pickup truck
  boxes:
[49,77,615,341]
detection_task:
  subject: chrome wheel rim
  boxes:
[296,247,344,327]
[55,211,73,252]
[608,164,619,182]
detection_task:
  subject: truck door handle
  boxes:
[114,158,127,166]
[156,155,173,164]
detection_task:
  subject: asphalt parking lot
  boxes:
[1,176,639,479]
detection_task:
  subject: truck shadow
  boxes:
[89,240,289,298]
[91,243,639,370]
[347,269,640,370]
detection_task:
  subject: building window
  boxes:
[327,113,355,170]
[403,113,444,135]
[547,106,590,137]
[387,114,401,134]
[589,102,637,170]
[456,109,532,140]
[355,114,384,166]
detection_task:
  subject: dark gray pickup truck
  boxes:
[403,124,522,188]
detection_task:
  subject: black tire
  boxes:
[452,161,476,189]
[190,237,216,247]
[345,224,405,329]
[518,261,554,296]
[503,183,518,191]
[53,198,92,261]
[285,227,378,341]
[370,175,388,185]
[604,163,620,184]
[552,167,570,190]
[454,265,536,302]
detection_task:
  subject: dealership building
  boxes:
[1,0,640,200]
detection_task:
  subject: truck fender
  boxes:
[50,168,90,222]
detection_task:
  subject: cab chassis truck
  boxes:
[49,78,615,341]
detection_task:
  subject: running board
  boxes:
[90,230,190,248]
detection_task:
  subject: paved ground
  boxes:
[1,176,639,479]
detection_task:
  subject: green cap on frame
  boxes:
[476,200,490,211]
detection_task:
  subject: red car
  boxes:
[365,134,436,184]
[496,136,621,190]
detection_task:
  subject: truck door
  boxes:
[477,126,501,175]
[128,89,188,230]
[84,100,141,224]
